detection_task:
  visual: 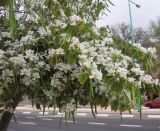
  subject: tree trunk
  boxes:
[0,111,13,131]
[0,91,26,131]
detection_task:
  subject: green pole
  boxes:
[128,0,135,44]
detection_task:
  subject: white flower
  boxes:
[10,55,26,66]
[78,55,87,61]
[1,32,11,38]
[107,69,115,75]
[49,49,56,56]
[55,71,64,79]
[22,77,30,86]
[54,19,67,28]
[30,0,44,6]
[55,20,63,26]
[69,37,80,50]
[141,74,152,84]
[56,48,65,55]
[90,52,98,57]
[99,85,106,93]
[140,47,147,53]
[50,76,55,86]
[70,14,81,25]
[147,47,157,58]
[60,33,67,38]
[120,60,128,68]
[154,79,159,85]
[128,77,135,83]
[71,67,82,79]
[45,64,51,71]
[4,40,11,46]
[116,67,128,79]
[54,63,72,72]
[38,27,51,37]
[20,34,37,45]
[92,62,97,69]
[28,31,34,35]
[134,63,140,68]
[89,69,102,81]
[92,26,99,35]
[2,69,13,77]
[96,56,106,65]
[38,61,45,68]
[25,49,39,61]
[60,9,65,17]
[131,67,144,76]
[53,0,57,3]
[133,43,141,48]
[82,59,92,69]
[6,50,15,56]
[80,42,90,50]
[135,81,142,88]
[133,43,153,55]
[102,37,113,44]
[33,72,40,79]
[0,50,5,58]
[20,68,31,77]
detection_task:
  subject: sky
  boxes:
[97,0,160,29]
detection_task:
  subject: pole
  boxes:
[128,0,135,44]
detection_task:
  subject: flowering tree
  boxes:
[0,0,159,130]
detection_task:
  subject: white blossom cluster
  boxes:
[0,23,158,102]
[69,37,80,50]
[20,31,37,46]
[0,35,48,88]
[38,27,51,37]
[78,37,160,90]
[49,48,65,57]
[133,43,157,58]
[0,0,159,113]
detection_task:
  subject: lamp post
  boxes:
[128,0,140,44]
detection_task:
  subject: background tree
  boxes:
[149,17,160,41]
[142,17,160,70]
[110,22,150,45]
[109,16,160,73]
[110,23,131,41]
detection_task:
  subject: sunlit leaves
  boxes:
[78,71,89,85]
[9,0,16,36]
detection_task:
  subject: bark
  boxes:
[0,91,26,131]
[0,111,13,131]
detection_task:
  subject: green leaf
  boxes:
[89,79,94,98]
[9,0,16,36]
[39,9,46,28]
[131,87,136,107]
[66,53,77,64]
[49,55,56,67]
[110,100,119,111]
[148,86,155,100]
[61,30,71,48]
[78,71,89,85]
[0,0,9,6]
[79,98,89,106]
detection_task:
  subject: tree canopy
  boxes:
[0,0,159,130]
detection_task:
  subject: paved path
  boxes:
[8,112,160,131]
